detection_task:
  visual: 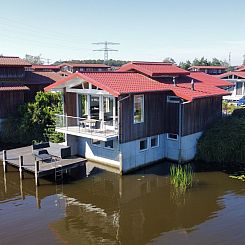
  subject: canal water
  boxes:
[1,161,245,245]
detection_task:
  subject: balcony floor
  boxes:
[56,126,118,141]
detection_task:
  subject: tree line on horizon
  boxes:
[24,54,245,69]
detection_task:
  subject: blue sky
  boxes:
[1,0,245,65]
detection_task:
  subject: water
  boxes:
[1,161,245,245]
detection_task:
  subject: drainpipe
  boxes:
[178,100,191,163]
[178,101,182,164]
[117,94,131,174]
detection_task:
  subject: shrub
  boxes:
[0,91,64,146]
[196,115,245,168]
[232,108,245,118]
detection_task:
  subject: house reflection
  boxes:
[0,162,243,244]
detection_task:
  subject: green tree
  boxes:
[192,57,210,66]
[163,57,176,64]
[0,92,64,145]
[179,60,192,70]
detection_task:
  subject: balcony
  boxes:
[55,114,118,141]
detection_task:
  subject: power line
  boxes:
[92,41,120,63]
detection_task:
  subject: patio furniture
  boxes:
[32,142,71,159]
[33,149,53,162]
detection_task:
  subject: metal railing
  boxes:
[55,114,118,138]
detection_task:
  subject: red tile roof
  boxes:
[0,85,29,91]
[45,72,230,101]
[189,65,227,70]
[188,72,233,87]
[0,56,31,66]
[60,63,110,68]
[218,71,245,79]
[45,72,171,96]
[118,62,190,76]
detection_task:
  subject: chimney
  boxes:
[173,76,176,86]
[191,79,195,91]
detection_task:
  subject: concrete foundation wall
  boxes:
[67,134,120,168]
[66,131,203,174]
[120,134,165,173]
[180,131,203,161]
[165,131,202,161]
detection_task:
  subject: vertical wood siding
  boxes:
[0,91,25,118]
[119,92,179,143]
[64,91,77,117]
[182,97,222,136]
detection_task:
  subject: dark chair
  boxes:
[34,149,53,162]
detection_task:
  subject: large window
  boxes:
[134,95,144,123]
[236,82,243,95]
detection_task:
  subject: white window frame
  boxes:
[167,133,179,141]
[139,138,148,151]
[167,96,180,104]
[134,94,144,124]
[150,135,159,148]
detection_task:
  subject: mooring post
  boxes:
[19,155,24,180]
[19,177,25,200]
[35,186,41,209]
[3,171,7,193]
[119,153,123,175]
[3,150,7,172]
[35,160,40,186]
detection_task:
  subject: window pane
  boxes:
[105,140,114,149]
[167,133,178,140]
[140,139,147,150]
[92,139,101,145]
[151,136,158,147]
[134,95,144,123]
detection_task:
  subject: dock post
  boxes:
[3,150,7,173]
[35,160,40,186]
[19,177,25,200]
[3,171,7,193]
[19,155,24,180]
[119,153,123,175]
[35,186,41,209]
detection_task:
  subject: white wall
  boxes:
[120,134,165,173]
[67,134,120,168]
[66,131,203,174]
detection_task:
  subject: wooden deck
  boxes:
[0,145,86,179]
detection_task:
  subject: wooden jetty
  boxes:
[0,146,86,186]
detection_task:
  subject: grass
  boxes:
[170,164,193,191]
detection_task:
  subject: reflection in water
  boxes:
[1,161,245,244]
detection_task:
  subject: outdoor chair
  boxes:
[33,149,53,162]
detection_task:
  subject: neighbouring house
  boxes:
[235,65,245,72]
[45,61,231,174]
[25,71,62,101]
[188,65,227,75]
[0,56,31,129]
[59,63,111,74]
[217,71,245,101]
[32,64,60,72]
[0,56,62,130]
